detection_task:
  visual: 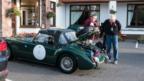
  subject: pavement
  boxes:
[119,40,144,49]
[6,41,144,81]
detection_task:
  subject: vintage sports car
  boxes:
[6,28,106,74]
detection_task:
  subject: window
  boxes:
[127,5,144,28]
[70,5,100,25]
[20,0,40,28]
[34,33,54,44]
[59,32,77,45]
[34,33,49,43]
[50,1,56,26]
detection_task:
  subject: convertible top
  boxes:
[39,28,74,35]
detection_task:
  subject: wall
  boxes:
[58,2,144,35]
[62,3,127,29]
[18,28,40,34]
[100,3,109,23]
[55,3,66,28]
[117,3,127,30]
[1,0,12,37]
[100,3,127,29]
[53,0,70,28]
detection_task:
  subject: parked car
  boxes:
[6,28,106,74]
[0,38,9,81]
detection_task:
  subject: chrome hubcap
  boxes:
[60,56,73,71]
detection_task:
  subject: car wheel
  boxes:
[7,47,14,60]
[58,54,77,74]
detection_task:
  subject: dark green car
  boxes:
[6,28,104,74]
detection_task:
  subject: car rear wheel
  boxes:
[7,47,14,60]
[58,54,77,74]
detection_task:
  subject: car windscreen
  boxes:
[34,33,49,43]
[59,32,78,45]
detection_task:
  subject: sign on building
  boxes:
[109,0,117,14]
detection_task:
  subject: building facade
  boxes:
[0,0,59,37]
[60,0,144,35]
[0,0,144,38]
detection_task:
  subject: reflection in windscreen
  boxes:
[59,32,77,44]
[35,33,49,43]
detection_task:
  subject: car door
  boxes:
[43,36,57,64]
[14,38,37,60]
[23,33,51,62]
[18,33,57,64]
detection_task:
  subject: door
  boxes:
[20,33,57,64]
[14,39,36,60]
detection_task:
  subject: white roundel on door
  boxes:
[33,45,46,60]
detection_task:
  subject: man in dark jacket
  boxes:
[102,14,121,64]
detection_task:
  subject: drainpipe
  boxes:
[39,0,42,27]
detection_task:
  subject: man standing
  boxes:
[102,14,121,64]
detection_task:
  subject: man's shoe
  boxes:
[5,79,12,81]
[114,61,118,64]
[108,59,112,63]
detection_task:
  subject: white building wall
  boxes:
[56,4,70,28]
[56,5,66,28]
[18,28,40,33]
[50,0,69,28]
[100,3,109,23]
[117,3,127,30]
[65,4,70,28]
[100,3,127,30]
[63,3,128,30]
[56,1,144,34]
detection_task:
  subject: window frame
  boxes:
[20,0,41,28]
[127,4,144,28]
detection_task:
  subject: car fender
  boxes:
[55,48,95,70]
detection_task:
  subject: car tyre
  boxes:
[58,54,77,74]
[7,47,14,60]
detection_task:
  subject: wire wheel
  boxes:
[58,54,77,74]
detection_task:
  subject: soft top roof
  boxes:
[39,28,75,35]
